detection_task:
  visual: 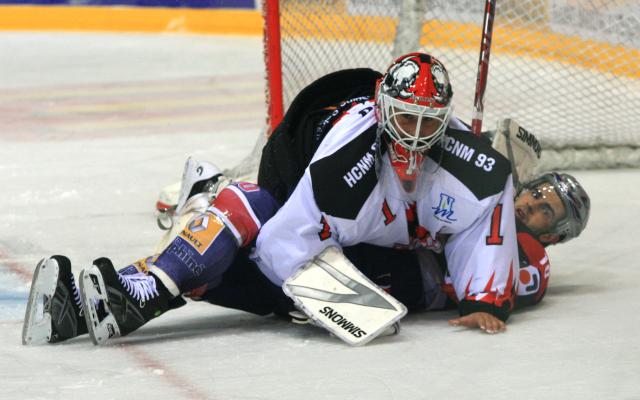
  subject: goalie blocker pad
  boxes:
[283,246,407,346]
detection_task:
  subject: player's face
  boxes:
[385,113,440,194]
[515,183,567,234]
[392,113,441,140]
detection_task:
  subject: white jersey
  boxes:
[254,100,519,317]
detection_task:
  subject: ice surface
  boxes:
[1,32,639,400]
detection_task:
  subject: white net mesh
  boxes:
[268,0,640,170]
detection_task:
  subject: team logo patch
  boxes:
[180,211,225,255]
[432,193,457,223]
[518,265,541,296]
[236,182,259,193]
[166,241,205,277]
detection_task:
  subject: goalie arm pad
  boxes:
[491,119,542,188]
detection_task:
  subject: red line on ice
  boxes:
[123,345,214,400]
[0,245,212,398]
[0,246,34,284]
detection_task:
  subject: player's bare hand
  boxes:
[448,312,506,334]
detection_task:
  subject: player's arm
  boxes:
[254,101,377,286]
[254,172,341,285]
[444,177,520,332]
[449,312,506,333]
[514,230,551,309]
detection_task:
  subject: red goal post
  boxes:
[261,0,640,171]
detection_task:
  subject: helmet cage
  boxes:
[377,93,452,190]
[378,92,452,154]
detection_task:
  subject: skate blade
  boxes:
[79,266,120,345]
[22,258,59,345]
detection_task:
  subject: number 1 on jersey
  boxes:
[486,204,504,245]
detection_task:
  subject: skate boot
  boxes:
[79,257,172,345]
[22,256,87,345]
[156,157,225,230]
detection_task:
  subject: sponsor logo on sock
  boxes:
[180,211,225,255]
[167,241,206,277]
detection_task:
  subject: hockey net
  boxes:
[256,0,640,172]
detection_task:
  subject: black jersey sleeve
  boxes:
[430,128,512,200]
[310,125,379,220]
[258,68,382,204]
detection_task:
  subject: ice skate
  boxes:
[79,257,172,345]
[175,157,224,214]
[22,255,87,345]
[155,157,225,230]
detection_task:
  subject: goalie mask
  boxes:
[376,52,453,193]
[519,172,590,243]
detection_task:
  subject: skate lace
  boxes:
[69,277,83,310]
[118,273,159,302]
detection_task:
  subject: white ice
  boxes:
[1,32,639,400]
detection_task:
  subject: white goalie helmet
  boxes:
[376,52,453,192]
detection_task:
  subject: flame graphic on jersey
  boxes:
[463,262,516,309]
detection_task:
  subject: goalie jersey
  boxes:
[253,100,520,320]
[435,220,551,310]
